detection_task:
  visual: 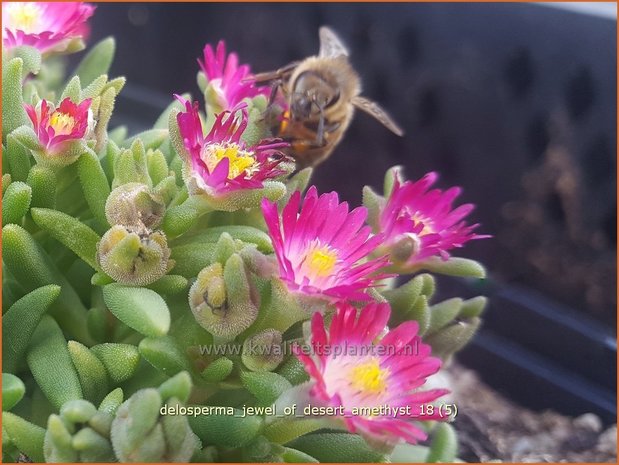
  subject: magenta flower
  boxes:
[261,186,389,301]
[24,97,93,154]
[2,2,95,54]
[379,172,489,265]
[198,40,270,112]
[176,96,289,197]
[295,301,449,445]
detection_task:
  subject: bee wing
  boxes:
[319,27,349,58]
[352,96,405,136]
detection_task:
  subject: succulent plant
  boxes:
[2,3,490,463]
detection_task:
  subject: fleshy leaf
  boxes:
[103,283,171,337]
[3,284,61,373]
[30,207,101,270]
[74,37,116,87]
[2,181,31,226]
[91,343,140,384]
[2,373,26,411]
[27,315,83,409]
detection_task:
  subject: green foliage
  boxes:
[2,20,489,464]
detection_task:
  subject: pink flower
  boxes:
[199,40,270,111]
[379,172,489,265]
[24,97,93,153]
[295,301,449,445]
[261,186,389,301]
[2,2,95,54]
[175,96,288,196]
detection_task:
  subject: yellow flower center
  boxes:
[49,111,76,136]
[203,143,257,179]
[409,212,434,235]
[350,359,388,395]
[302,244,338,279]
[7,3,42,33]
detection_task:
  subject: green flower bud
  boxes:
[111,389,197,462]
[44,399,115,463]
[188,254,258,339]
[105,182,165,229]
[96,225,172,286]
[242,329,284,372]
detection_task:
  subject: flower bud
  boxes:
[242,329,284,372]
[44,399,115,463]
[97,225,172,286]
[105,182,165,229]
[188,254,258,339]
[111,389,197,462]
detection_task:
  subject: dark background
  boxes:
[79,3,617,421]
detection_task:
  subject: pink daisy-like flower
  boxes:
[198,40,271,112]
[295,301,449,445]
[175,96,288,196]
[2,2,95,54]
[24,97,93,154]
[261,186,390,301]
[379,172,489,265]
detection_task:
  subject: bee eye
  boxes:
[292,94,313,117]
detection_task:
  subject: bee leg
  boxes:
[316,106,326,146]
[268,80,282,107]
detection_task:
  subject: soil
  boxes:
[449,364,617,462]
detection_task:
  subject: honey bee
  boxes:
[250,26,404,168]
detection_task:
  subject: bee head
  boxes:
[291,70,340,119]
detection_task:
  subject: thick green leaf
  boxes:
[188,408,263,447]
[6,133,31,182]
[158,371,192,404]
[123,129,168,152]
[2,181,31,226]
[2,284,60,373]
[2,224,92,344]
[287,433,386,462]
[30,207,101,270]
[103,283,170,337]
[26,164,56,208]
[91,343,140,384]
[77,149,111,231]
[420,256,487,279]
[175,224,273,253]
[139,336,190,377]
[241,371,292,406]
[2,374,25,411]
[27,316,83,409]
[426,423,458,463]
[74,37,115,86]
[427,298,463,336]
[3,412,45,462]
[68,341,110,404]
[201,357,233,383]
[8,45,41,76]
[2,58,28,139]
[99,387,124,415]
[162,202,199,238]
[146,274,188,295]
[170,242,217,278]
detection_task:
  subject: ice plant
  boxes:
[3,20,488,463]
[377,171,488,266]
[261,186,389,301]
[24,97,93,152]
[295,301,449,445]
[175,96,291,208]
[2,2,95,54]
[199,40,271,112]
